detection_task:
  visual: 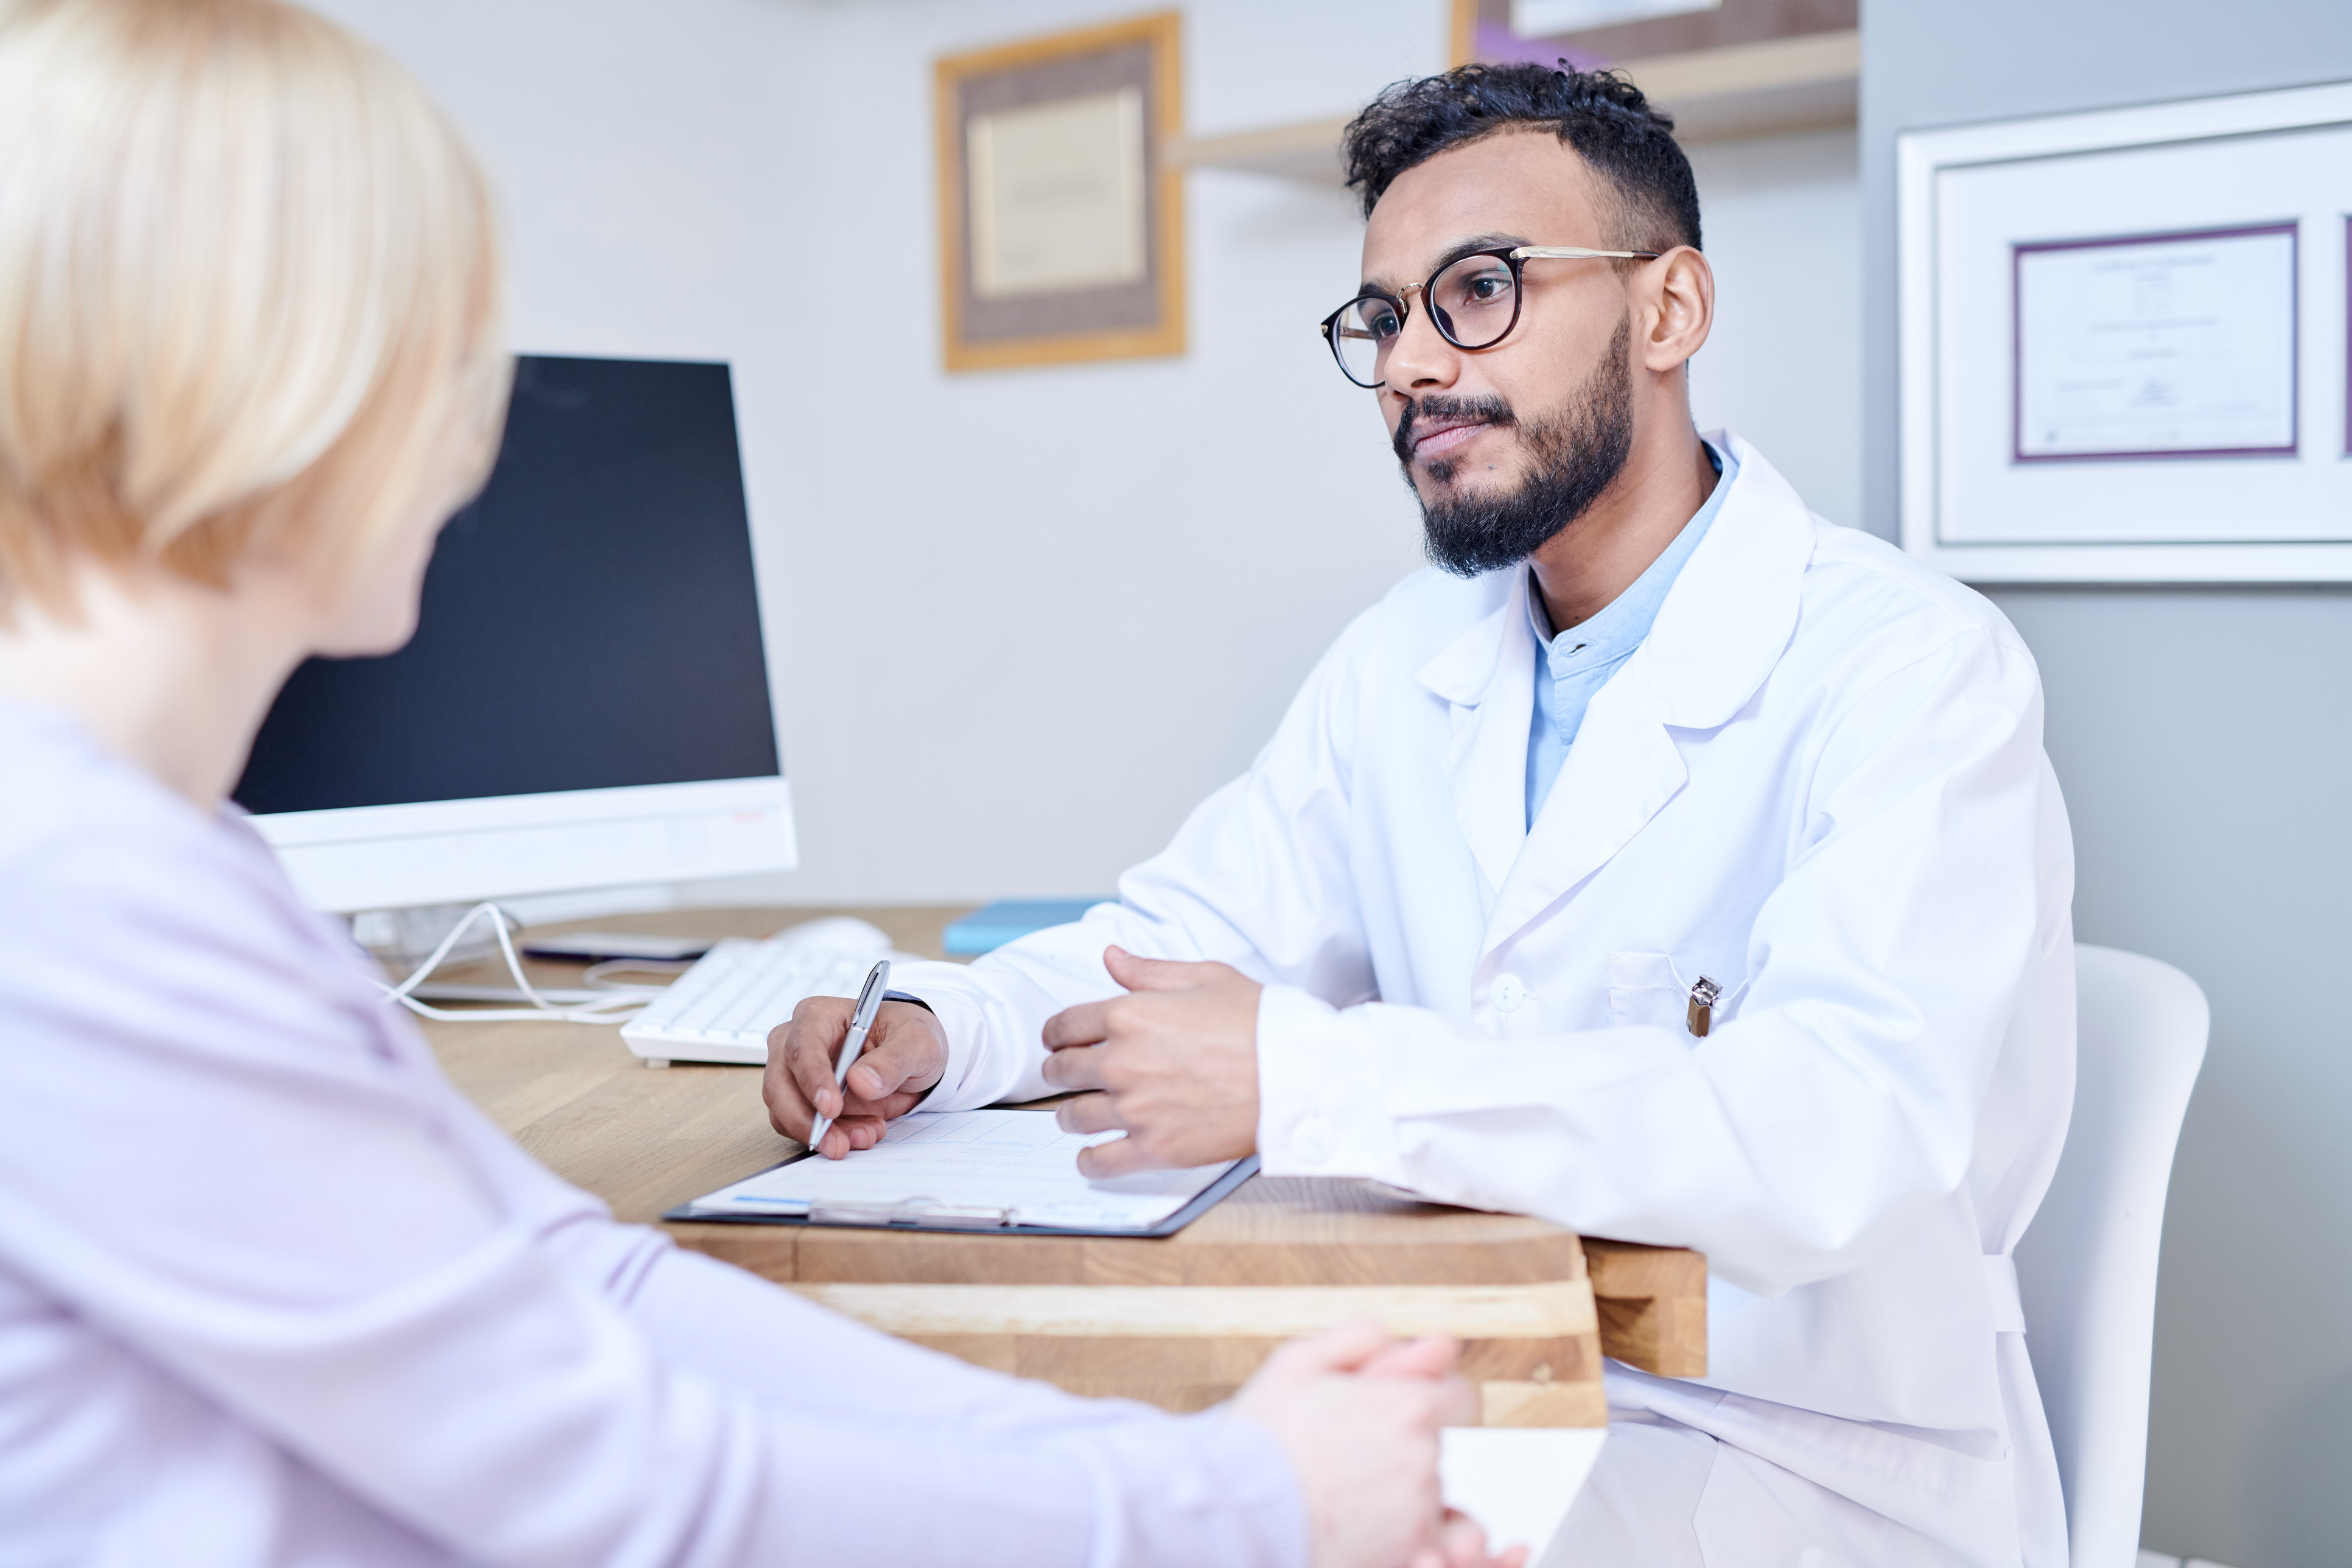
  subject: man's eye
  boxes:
[1450,269,1513,306]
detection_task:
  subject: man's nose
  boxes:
[1382,293,1459,393]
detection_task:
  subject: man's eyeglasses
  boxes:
[1317,245,1660,388]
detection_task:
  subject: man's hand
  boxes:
[1040,946,1262,1178]
[763,996,946,1159]
[1234,1321,1524,1568]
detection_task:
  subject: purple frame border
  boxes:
[2010,220,2300,465]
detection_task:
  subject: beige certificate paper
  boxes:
[967,87,1147,300]
[2014,223,2298,461]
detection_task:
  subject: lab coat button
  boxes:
[1491,973,1527,1012]
[1293,1118,1337,1164]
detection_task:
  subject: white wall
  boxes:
[304,0,823,523]
[1684,128,1861,530]
[748,0,1452,905]
[312,0,1861,908]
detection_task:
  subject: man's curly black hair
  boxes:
[1340,61,1701,256]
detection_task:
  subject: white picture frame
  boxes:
[1899,80,2352,583]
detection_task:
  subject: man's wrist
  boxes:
[1254,985,1404,1184]
[877,992,942,1105]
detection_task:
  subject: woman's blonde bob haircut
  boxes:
[0,0,505,615]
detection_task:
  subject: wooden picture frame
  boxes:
[1451,0,1854,69]
[1444,1,1860,144]
[935,13,1184,373]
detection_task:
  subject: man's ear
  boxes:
[1637,247,1714,376]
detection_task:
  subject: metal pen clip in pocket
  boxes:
[1686,976,1723,1038]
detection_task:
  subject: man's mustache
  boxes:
[1391,394,1517,466]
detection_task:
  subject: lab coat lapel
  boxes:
[1485,663,1685,954]
[1480,434,1815,956]
[1414,571,1538,903]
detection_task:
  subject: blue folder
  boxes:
[943,898,1111,957]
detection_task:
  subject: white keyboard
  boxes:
[621,928,894,1067]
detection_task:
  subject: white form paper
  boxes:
[676,1108,1239,1232]
[2014,223,2297,460]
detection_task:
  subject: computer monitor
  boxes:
[234,354,796,913]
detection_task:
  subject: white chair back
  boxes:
[2014,944,2209,1568]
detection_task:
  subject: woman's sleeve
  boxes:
[0,827,1306,1568]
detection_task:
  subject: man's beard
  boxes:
[1395,318,1634,578]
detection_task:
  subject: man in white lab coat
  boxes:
[767,62,2074,1568]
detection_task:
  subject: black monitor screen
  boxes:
[234,355,780,815]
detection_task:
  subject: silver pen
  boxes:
[805,959,892,1153]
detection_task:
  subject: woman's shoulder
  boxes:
[0,702,382,1063]
[1,703,284,914]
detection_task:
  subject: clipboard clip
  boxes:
[808,1197,1018,1230]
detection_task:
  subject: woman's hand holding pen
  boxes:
[764,997,948,1159]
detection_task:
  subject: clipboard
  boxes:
[667,1153,1258,1238]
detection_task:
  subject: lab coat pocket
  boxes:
[1607,951,1741,1037]
[1607,951,1689,1032]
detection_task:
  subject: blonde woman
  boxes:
[0,4,1517,1566]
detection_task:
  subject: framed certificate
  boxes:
[934,13,1183,374]
[2014,223,2298,464]
[1899,81,2352,582]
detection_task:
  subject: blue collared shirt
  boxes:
[1525,441,1735,827]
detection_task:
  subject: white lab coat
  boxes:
[896,434,2075,1567]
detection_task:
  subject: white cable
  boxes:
[373,901,662,1025]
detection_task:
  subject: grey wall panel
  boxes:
[1861,4,2352,1561]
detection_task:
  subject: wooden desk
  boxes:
[422,906,1706,1428]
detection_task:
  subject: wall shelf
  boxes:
[1166,29,1858,186]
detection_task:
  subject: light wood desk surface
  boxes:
[421,906,1705,1424]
